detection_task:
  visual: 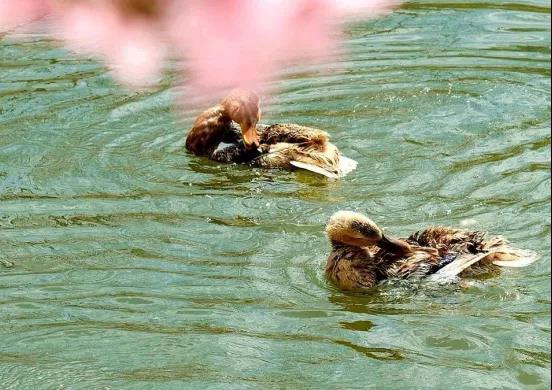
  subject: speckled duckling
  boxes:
[185,89,357,178]
[325,211,538,291]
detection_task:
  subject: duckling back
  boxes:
[255,123,357,178]
[407,227,540,281]
[259,123,330,148]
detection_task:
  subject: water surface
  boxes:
[1,1,550,388]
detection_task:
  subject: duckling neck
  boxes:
[186,105,233,156]
[378,235,412,256]
[330,240,347,249]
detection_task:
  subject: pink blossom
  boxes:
[1,0,401,92]
[0,0,49,31]
[53,2,165,86]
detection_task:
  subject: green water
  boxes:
[1,1,550,389]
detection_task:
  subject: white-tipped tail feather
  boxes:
[289,161,339,179]
[429,252,489,282]
[491,248,539,267]
[290,155,357,179]
[430,248,539,282]
[338,156,358,176]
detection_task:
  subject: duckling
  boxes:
[185,89,357,178]
[185,89,262,163]
[325,211,538,291]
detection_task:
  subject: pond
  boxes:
[1,0,550,388]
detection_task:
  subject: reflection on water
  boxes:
[1,0,550,388]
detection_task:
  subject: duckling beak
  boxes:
[241,125,260,148]
[378,234,412,256]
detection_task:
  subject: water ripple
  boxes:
[1,0,550,388]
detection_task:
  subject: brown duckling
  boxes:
[325,211,538,291]
[185,89,357,178]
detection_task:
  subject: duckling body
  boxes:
[185,102,261,163]
[185,114,261,164]
[325,211,538,292]
[185,90,356,178]
[255,123,356,178]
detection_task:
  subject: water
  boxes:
[1,1,550,388]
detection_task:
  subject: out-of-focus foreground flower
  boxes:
[1,0,400,92]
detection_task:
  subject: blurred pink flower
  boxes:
[54,2,166,86]
[1,0,400,91]
[0,0,49,30]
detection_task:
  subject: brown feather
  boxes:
[325,213,536,292]
[326,245,380,291]
[253,124,341,174]
[185,105,232,156]
[184,94,353,176]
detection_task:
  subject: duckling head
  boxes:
[221,89,261,148]
[325,211,412,255]
[326,211,383,247]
